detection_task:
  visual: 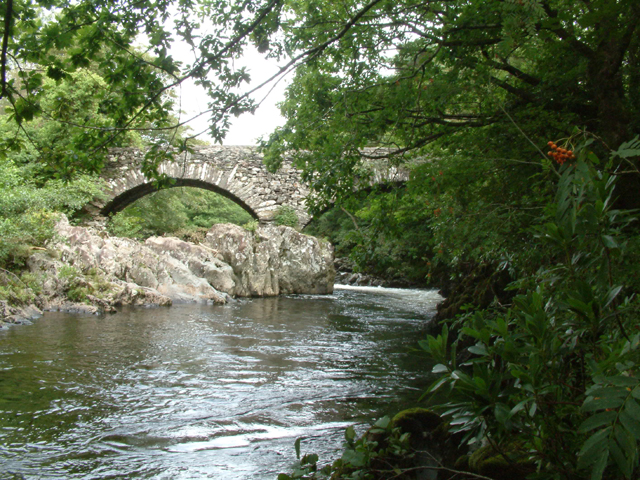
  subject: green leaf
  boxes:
[509,398,532,418]
[494,403,510,425]
[605,375,638,387]
[578,411,618,433]
[294,437,301,459]
[373,416,390,429]
[301,453,319,465]
[590,448,609,480]
[619,411,640,439]
[579,427,611,467]
[432,364,448,373]
[625,397,640,421]
[345,426,356,442]
[601,235,618,249]
[608,439,630,479]
[604,287,624,308]
[46,66,67,81]
[583,396,625,412]
[468,344,488,356]
[614,425,636,464]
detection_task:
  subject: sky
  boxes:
[173,46,289,146]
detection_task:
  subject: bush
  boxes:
[242,220,259,232]
[0,161,104,269]
[274,206,299,228]
[421,146,640,480]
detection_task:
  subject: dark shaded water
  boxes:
[0,285,441,479]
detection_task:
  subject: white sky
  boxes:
[173,45,289,146]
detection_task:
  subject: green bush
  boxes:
[242,220,259,232]
[0,160,104,269]
[421,145,640,480]
[107,187,254,239]
[274,206,299,228]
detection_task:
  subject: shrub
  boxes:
[421,145,640,480]
[274,206,299,228]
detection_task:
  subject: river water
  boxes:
[0,285,441,479]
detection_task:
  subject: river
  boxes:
[0,285,441,479]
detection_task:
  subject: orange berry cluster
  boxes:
[547,141,575,165]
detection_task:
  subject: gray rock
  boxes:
[3,215,335,322]
[205,223,334,296]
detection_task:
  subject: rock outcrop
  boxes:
[1,216,335,326]
[205,223,334,296]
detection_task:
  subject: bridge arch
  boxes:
[101,178,260,221]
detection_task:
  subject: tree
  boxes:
[3,1,638,191]
[0,0,283,177]
[259,0,640,210]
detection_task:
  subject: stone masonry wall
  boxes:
[92,146,412,226]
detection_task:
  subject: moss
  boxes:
[274,206,299,228]
[242,220,258,232]
[391,408,442,441]
[467,444,536,479]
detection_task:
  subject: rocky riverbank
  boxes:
[0,216,335,327]
[333,257,419,288]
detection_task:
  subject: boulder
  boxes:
[0,300,42,328]
[205,223,334,296]
[27,216,226,309]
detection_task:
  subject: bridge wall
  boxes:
[88,146,412,227]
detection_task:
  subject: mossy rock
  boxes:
[468,444,536,479]
[391,408,443,442]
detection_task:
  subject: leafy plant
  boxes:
[242,220,259,232]
[420,145,640,479]
[278,417,416,480]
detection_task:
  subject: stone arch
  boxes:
[101,178,260,220]
[87,146,414,228]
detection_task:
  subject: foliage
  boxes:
[0,270,42,305]
[257,0,640,217]
[0,158,104,269]
[107,187,254,239]
[278,417,415,480]
[306,148,545,286]
[0,0,283,169]
[274,205,299,228]
[420,148,640,479]
[3,0,638,191]
[58,265,114,303]
[242,219,259,232]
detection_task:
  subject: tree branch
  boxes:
[540,1,595,59]
[0,0,13,99]
[481,51,541,86]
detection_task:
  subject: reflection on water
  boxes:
[0,286,441,479]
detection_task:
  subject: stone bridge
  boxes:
[91,146,410,226]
